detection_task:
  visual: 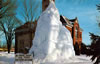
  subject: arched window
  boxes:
[75,27,78,39]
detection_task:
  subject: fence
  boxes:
[15,54,33,64]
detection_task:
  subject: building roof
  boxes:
[60,15,73,27]
[69,17,77,22]
[15,20,37,33]
[60,15,83,31]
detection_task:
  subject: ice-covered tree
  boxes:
[0,0,17,18]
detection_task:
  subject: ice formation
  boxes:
[29,1,75,63]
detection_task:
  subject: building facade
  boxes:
[60,16,82,55]
[15,21,37,54]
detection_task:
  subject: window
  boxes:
[80,34,81,38]
[75,27,78,39]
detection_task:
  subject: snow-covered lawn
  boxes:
[0,52,15,64]
[67,55,93,64]
[0,52,94,64]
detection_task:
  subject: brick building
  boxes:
[60,16,82,45]
[60,16,82,55]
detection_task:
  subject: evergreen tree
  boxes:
[89,33,100,64]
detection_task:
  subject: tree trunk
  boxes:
[7,41,11,53]
[7,44,11,53]
[7,36,12,53]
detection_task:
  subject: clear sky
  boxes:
[55,0,100,45]
[0,0,100,45]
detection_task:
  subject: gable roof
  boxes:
[60,15,79,26]
[69,17,77,22]
[15,20,37,33]
[60,15,83,31]
[60,15,73,27]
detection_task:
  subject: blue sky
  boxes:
[55,0,100,45]
[0,0,100,45]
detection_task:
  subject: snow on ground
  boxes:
[0,52,15,64]
[37,55,94,64]
[67,55,93,64]
[0,52,94,64]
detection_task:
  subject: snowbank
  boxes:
[29,1,75,64]
[0,52,15,64]
[0,52,93,64]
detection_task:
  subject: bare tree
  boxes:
[0,0,17,19]
[0,16,21,53]
[96,4,100,28]
[0,0,20,53]
[97,4,100,12]
[20,0,40,22]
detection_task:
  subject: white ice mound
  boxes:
[29,1,75,63]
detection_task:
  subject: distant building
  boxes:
[15,21,37,54]
[60,16,82,55]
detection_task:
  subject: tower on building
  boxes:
[42,0,55,12]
